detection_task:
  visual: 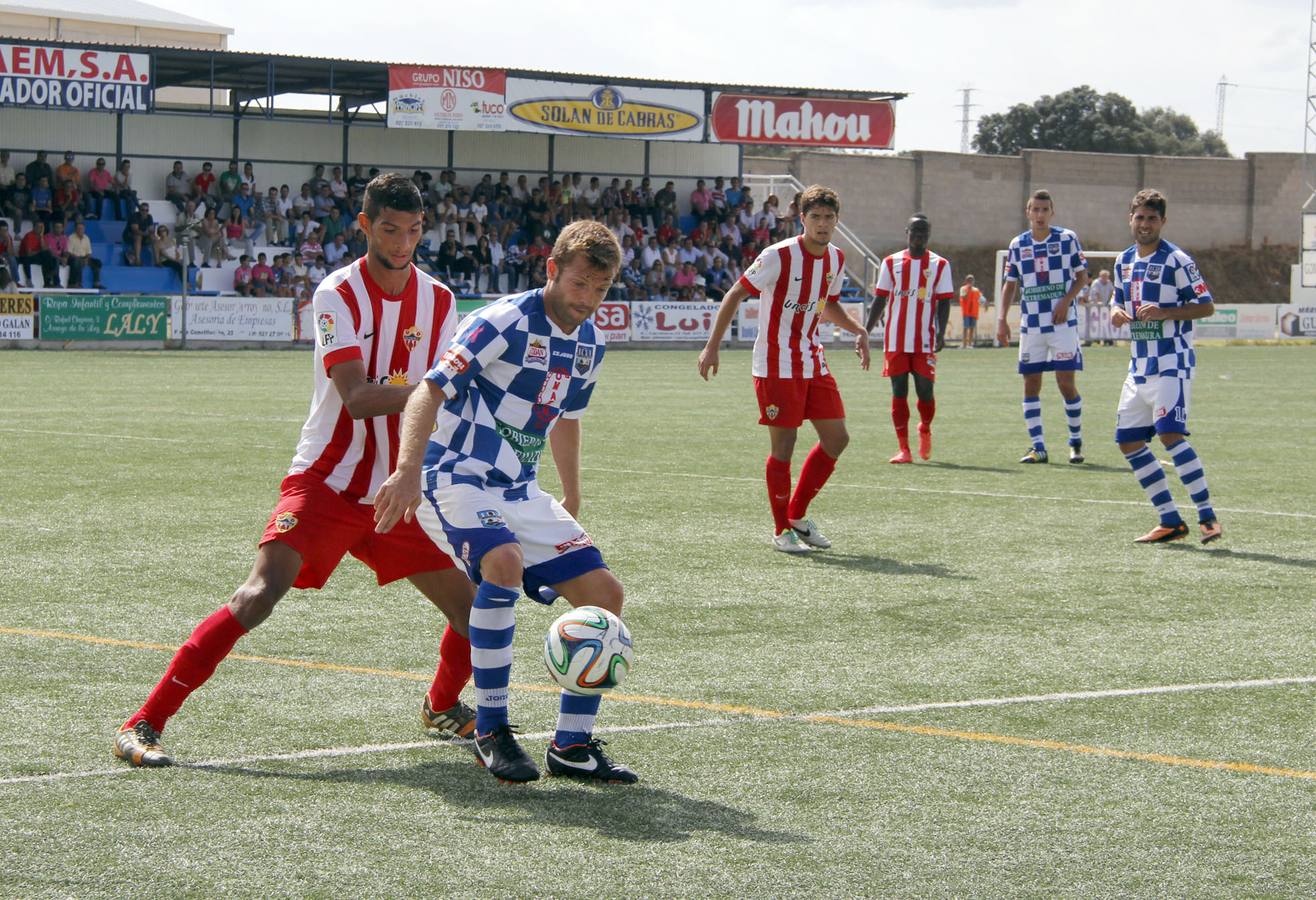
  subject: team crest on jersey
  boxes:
[1146,264,1163,280]
[1020,247,1033,261]
[525,337,549,367]
[402,325,422,351]
[574,344,594,375]
[274,512,298,533]
[824,271,834,285]
[1047,242,1061,255]
[317,312,336,347]
[1122,264,1133,280]
[765,404,780,420]
[477,509,506,529]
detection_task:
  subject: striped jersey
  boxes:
[1111,239,1212,382]
[288,258,456,503]
[1004,226,1087,334]
[739,235,845,379]
[873,250,954,354]
[422,289,605,495]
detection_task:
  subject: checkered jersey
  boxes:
[423,289,604,494]
[1004,226,1087,334]
[1111,239,1212,382]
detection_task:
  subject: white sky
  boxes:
[162,0,1307,156]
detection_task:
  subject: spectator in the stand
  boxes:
[465,191,488,244]
[725,176,744,210]
[0,150,14,196]
[241,161,256,191]
[298,224,323,266]
[276,185,293,232]
[644,259,667,300]
[346,164,369,196]
[231,184,266,247]
[487,230,505,293]
[502,237,526,292]
[307,254,327,291]
[323,232,350,268]
[511,174,529,204]
[434,231,465,285]
[709,176,727,218]
[4,174,30,228]
[25,151,54,191]
[174,200,204,267]
[84,157,112,218]
[527,254,548,290]
[605,209,627,246]
[122,202,154,266]
[67,220,103,289]
[192,161,216,210]
[153,224,184,280]
[620,255,645,300]
[328,166,349,213]
[217,161,241,210]
[251,252,274,295]
[672,261,698,292]
[44,219,71,283]
[578,176,601,216]
[30,176,54,226]
[233,254,254,296]
[293,211,316,248]
[55,151,80,190]
[113,159,137,220]
[705,256,733,300]
[736,198,756,236]
[526,232,552,265]
[654,180,677,222]
[630,177,655,229]
[165,161,191,212]
[689,179,712,221]
[596,177,618,216]
[656,214,678,247]
[18,221,56,287]
[257,187,287,246]
[719,216,742,248]
[619,179,636,220]
[660,240,680,281]
[287,251,309,297]
[54,179,81,226]
[196,207,227,266]
[347,223,367,263]
[292,183,315,219]
[0,221,17,285]
[640,235,662,273]
[308,164,328,196]
[494,171,513,203]
[677,236,700,268]
[313,183,336,224]
[271,253,292,297]
[224,207,251,258]
[618,233,636,270]
[740,238,759,268]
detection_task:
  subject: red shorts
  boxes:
[753,373,846,428]
[260,473,455,590]
[883,351,937,381]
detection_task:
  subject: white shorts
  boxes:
[1115,374,1192,443]
[416,481,605,598]
[1018,327,1082,374]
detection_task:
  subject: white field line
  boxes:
[817,675,1316,719]
[0,719,730,787]
[0,427,282,451]
[580,465,1316,520]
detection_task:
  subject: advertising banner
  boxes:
[592,302,631,343]
[387,66,506,131]
[1277,302,1316,340]
[171,296,295,341]
[0,44,151,112]
[630,302,716,341]
[0,294,34,339]
[39,294,168,341]
[709,93,894,148]
[1078,302,1130,343]
[504,79,703,141]
[1196,304,1281,340]
[736,300,759,342]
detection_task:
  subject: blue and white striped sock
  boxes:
[468,581,520,735]
[1165,439,1215,523]
[554,692,602,748]
[1064,395,1082,446]
[1023,396,1044,451]
[1124,446,1184,527]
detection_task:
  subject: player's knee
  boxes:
[586,573,625,616]
[479,543,524,588]
[823,429,849,457]
[1157,432,1184,448]
[227,580,285,629]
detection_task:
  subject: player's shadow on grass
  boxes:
[1163,544,1316,570]
[201,756,807,846]
[803,552,971,581]
[920,461,1017,475]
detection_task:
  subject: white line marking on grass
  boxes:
[0,428,282,451]
[0,719,727,787]
[580,465,1316,520]
[817,675,1316,719]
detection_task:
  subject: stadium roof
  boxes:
[0,0,232,36]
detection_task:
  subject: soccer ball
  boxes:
[543,606,634,696]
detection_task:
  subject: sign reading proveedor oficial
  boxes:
[710,93,894,149]
[387,66,506,131]
[39,295,168,341]
[0,44,152,112]
[504,79,703,141]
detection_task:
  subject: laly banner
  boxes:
[387,66,506,131]
[39,294,168,341]
[709,93,894,149]
[504,78,703,141]
[0,43,152,112]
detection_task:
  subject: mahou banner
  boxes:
[388,66,507,131]
[710,93,894,149]
[0,43,152,112]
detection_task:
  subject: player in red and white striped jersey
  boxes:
[114,175,476,768]
[699,185,871,555]
[865,215,954,464]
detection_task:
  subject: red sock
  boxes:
[787,443,838,521]
[891,397,911,449]
[427,624,472,711]
[917,399,936,431]
[129,605,248,733]
[765,455,792,534]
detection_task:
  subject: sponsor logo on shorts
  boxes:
[402,325,422,351]
[554,532,594,555]
[1020,353,1030,362]
[274,512,298,533]
[317,312,336,347]
[525,337,549,367]
[573,344,594,375]
[477,509,505,529]
[765,403,780,420]
[1155,406,1167,419]
[460,542,470,564]
[1055,351,1074,361]
[1146,264,1163,280]
[439,347,468,375]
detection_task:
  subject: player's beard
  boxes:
[369,247,411,271]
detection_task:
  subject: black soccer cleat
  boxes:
[545,738,638,784]
[472,724,540,783]
[113,720,173,768]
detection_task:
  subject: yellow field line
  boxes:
[4,625,1313,782]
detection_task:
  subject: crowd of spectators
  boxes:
[2,147,795,299]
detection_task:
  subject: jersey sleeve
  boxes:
[737,245,781,297]
[424,307,511,401]
[312,284,363,374]
[827,248,846,301]
[1068,231,1088,273]
[873,257,894,299]
[1004,242,1020,283]
[1111,259,1128,308]
[559,340,605,421]
[1174,255,1212,305]
[933,259,955,300]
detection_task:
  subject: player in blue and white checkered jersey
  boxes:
[374,221,639,784]
[997,190,1090,465]
[1110,189,1222,545]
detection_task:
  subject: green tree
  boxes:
[973,85,1230,157]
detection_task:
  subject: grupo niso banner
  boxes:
[0,44,152,112]
[39,294,168,341]
[387,66,506,131]
[0,294,34,339]
[171,296,295,341]
[504,79,703,141]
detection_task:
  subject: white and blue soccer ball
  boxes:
[544,606,634,696]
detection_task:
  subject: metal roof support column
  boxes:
[115,112,123,165]
[231,93,241,165]
[341,101,351,172]
[547,135,555,182]
[644,141,651,178]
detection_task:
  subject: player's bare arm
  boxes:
[1052,268,1088,324]
[549,418,583,518]
[1137,300,1214,321]
[698,280,750,380]
[997,280,1017,343]
[328,357,416,419]
[374,379,444,533]
[819,299,870,370]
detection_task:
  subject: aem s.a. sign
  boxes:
[710,93,895,149]
[0,44,151,112]
[504,79,703,141]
